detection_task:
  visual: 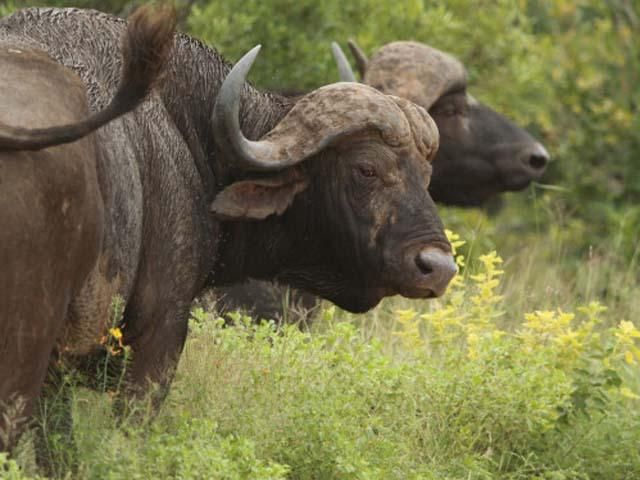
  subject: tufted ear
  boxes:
[210,169,308,221]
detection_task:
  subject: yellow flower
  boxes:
[616,320,640,341]
[466,332,480,360]
[109,327,123,340]
[624,351,635,365]
[577,302,607,323]
[393,308,423,350]
[445,229,466,256]
[620,387,640,400]
[396,309,417,323]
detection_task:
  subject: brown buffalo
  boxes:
[0,7,455,458]
[0,5,176,455]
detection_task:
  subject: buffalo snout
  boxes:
[521,142,550,176]
[498,141,550,191]
[396,245,456,299]
[414,247,457,297]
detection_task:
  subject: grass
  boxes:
[6,203,640,479]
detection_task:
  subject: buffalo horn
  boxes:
[212,45,301,171]
[331,42,356,82]
[347,39,369,78]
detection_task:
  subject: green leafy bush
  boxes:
[12,238,638,478]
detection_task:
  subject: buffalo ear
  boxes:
[210,169,308,221]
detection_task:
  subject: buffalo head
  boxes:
[336,40,549,207]
[210,47,456,312]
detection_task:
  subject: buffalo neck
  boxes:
[159,33,296,194]
[156,34,310,288]
[211,191,328,287]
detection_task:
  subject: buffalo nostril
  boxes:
[415,248,458,296]
[415,254,434,275]
[529,153,548,170]
[526,143,550,171]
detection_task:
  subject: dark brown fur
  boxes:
[0,6,175,452]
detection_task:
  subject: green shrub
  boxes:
[7,236,640,478]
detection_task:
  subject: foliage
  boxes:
[0,452,43,480]
[11,240,640,478]
[0,0,17,16]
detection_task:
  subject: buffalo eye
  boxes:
[357,165,377,178]
[432,100,458,117]
[432,93,468,117]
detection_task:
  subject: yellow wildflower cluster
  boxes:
[395,233,506,355]
[99,296,129,357]
[102,326,126,356]
[519,309,596,368]
[467,251,505,333]
[392,231,640,401]
[393,309,422,350]
[613,320,640,366]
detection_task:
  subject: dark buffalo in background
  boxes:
[216,39,550,322]
[345,40,549,207]
[0,7,455,456]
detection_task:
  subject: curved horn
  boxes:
[213,48,437,172]
[212,45,288,171]
[331,42,356,82]
[347,39,368,78]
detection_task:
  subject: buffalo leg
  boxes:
[0,321,65,453]
[114,304,190,422]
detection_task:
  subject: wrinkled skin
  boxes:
[0,8,454,459]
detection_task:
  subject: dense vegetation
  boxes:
[1,0,639,478]
[5,249,640,478]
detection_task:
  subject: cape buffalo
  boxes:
[343,40,550,206]
[0,7,455,455]
[215,39,551,322]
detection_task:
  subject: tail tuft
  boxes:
[117,4,178,106]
